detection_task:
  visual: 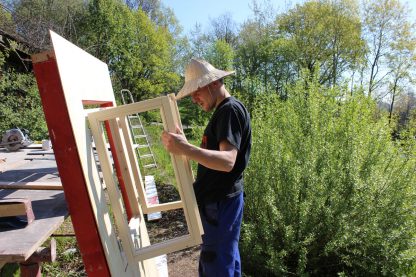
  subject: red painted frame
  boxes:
[32,54,117,276]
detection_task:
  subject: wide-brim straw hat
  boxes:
[176,58,235,100]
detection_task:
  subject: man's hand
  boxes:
[161,126,188,155]
[161,126,238,172]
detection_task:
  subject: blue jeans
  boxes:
[198,192,244,277]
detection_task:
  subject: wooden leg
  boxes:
[19,238,56,277]
[19,262,41,277]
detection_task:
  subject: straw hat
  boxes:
[176,58,235,100]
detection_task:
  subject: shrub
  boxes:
[241,77,416,276]
[0,51,48,140]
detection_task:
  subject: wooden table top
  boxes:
[0,189,67,263]
[0,147,68,263]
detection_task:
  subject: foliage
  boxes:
[361,0,413,97]
[207,12,238,46]
[234,4,284,99]
[385,18,416,122]
[177,96,211,128]
[0,0,415,274]
[241,75,416,276]
[0,51,47,140]
[205,39,235,72]
[0,3,15,32]
[6,0,88,50]
[277,0,366,87]
[78,0,181,102]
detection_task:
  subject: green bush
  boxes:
[0,51,48,140]
[241,77,416,276]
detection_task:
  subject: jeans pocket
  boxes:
[203,202,219,226]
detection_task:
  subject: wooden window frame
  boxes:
[87,94,203,262]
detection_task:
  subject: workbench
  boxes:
[0,147,68,276]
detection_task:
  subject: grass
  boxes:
[139,120,202,187]
[42,237,85,277]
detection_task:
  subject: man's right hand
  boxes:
[161,126,188,155]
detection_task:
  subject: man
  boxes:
[161,58,251,277]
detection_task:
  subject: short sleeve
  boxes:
[215,106,242,151]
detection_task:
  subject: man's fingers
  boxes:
[161,131,171,147]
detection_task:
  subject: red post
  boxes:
[101,102,134,220]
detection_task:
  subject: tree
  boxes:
[394,91,416,131]
[385,19,416,123]
[187,23,210,59]
[0,2,15,34]
[205,39,235,71]
[0,46,47,139]
[208,12,238,46]
[3,0,88,50]
[277,0,366,87]
[361,0,410,97]
[233,0,281,103]
[0,4,47,139]
[79,0,180,101]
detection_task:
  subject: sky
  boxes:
[162,0,416,35]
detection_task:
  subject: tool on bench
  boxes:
[0,128,33,151]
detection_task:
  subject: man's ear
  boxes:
[211,80,221,88]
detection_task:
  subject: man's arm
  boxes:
[161,128,237,172]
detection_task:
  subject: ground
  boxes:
[167,246,200,277]
[147,183,200,277]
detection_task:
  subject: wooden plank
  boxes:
[26,152,54,155]
[161,94,203,245]
[88,97,164,121]
[0,201,28,217]
[0,182,62,190]
[0,198,35,224]
[0,189,67,263]
[32,31,114,277]
[118,116,149,214]
[134,235,194,261]
[145,201,183,214]
[0,160,30,173]
[108,118,141,218]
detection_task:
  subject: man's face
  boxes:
[190,85,215,112]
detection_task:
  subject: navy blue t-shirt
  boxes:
[193,96,252,204]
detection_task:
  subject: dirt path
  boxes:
[168,246,200,277]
